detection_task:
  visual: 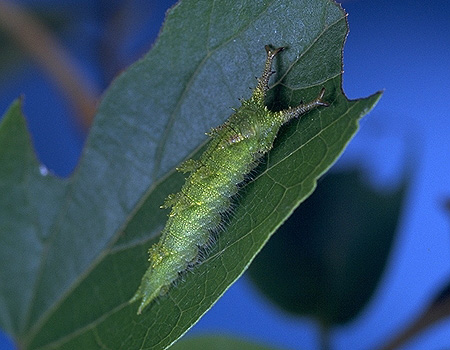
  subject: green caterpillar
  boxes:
[131,45,328,314]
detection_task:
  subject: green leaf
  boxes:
[0,0,381,349]
[0,100,69,337]
[169,335,284,350]
[248,169,406,325]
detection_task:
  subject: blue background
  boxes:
[1,0,450,349]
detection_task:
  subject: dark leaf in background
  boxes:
[248,169,406,326]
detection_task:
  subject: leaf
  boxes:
[0,100,69,337]
[0,0,381,349]
[169,335,284,350]
[247,169,406,326]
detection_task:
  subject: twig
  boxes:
[0,0,99,130]
[377,291,450,350]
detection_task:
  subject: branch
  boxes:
[377,294,450,350]
[0,0,99,129]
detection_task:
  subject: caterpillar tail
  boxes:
[130,266,171,314]
[130,244,177,314]
[130,273,157,314]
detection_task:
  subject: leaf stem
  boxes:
[319,321,332,350]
